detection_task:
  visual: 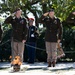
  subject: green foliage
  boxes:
[0,29,12,62]
[36,28,47,62]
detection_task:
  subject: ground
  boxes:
[0,62,75,75]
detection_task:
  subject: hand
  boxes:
[72,12,75,15]
[43,12,49,16]
[22,40,26,43]
[57,39,61,43]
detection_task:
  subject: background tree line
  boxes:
[0,0,75,62]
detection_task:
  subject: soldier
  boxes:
[4,8,28,63]
[38,8,63,67]
[26,18,39,64]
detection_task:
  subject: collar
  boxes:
[15,17,21,19]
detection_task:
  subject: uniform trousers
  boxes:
[11,40,25,63]
[45,42,57,63]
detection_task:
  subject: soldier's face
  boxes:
[15,10,22,16]
[49,11,55,17]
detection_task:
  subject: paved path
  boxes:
[0,62,75,75]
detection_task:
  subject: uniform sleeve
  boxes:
[4,16,13,24]
[38,15,47,24]
[23,18,28,40]
[66,13,75,24]
[57,19,63,40]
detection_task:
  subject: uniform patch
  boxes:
[20,20,24,24]
[54,20,57,24]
